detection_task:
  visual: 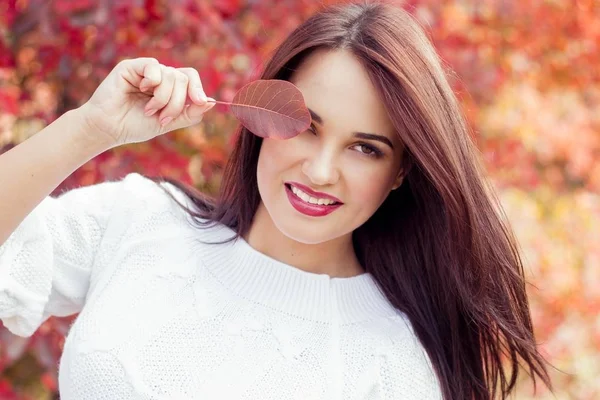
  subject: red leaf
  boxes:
[228,80,311,140]
[213,0,242,18]
[40,372,58,392]
[53,0,95,14]
[0,89,19,115]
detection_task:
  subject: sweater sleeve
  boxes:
[0,172,153,337]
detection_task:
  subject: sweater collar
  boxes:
[198,222,399,324]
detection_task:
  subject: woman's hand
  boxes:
[79,57,215,148]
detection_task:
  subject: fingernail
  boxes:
[197,90,207,103]
[160,116,173,127]
[145,108,157,116]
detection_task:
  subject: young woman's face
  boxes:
[256,48,404,245]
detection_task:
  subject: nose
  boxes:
[301,148,340,186]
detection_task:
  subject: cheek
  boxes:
[257,139,299,186]
[344,162,394,209]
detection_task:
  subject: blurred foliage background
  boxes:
[0,0,598,399]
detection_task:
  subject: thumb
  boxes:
[187,98,216,120]
[169,99,216,131]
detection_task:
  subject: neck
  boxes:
[244,202,364,278]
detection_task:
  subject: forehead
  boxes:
[289,49,396,139]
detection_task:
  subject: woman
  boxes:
[0,2,552,399]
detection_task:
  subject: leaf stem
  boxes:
[207,99,231,106]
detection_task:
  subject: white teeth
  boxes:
[289,185,336,206]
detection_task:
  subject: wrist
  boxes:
[67,104,117,154]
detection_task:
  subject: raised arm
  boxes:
[0,58,214,336]
[0,57,214,246]
[0,108,108,246]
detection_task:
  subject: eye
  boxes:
[307,123,317,135]
[353,143,383,158]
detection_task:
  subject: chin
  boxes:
[272,217,336,245]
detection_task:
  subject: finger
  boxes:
[138,78,152,94]
[185,100,216,121]
[178,67,207,105]
[141,63,162,91]
[157,71,189,126]
[168,101,216,132]
[119,57,159,89]
[144,65,176,116]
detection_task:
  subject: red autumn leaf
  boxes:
[213,0,242,18]
[223,79,311,140]
[40,372,58,392]
[53,0,95,14]
[0,89,19,115]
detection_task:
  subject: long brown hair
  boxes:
[150,2,553,398]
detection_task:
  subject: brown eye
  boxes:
[353,143,383,158]
[359,145,373,154]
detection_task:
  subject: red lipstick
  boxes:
[286,182,342,203]
[284,182,343,217]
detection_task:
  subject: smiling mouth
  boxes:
[284,183,341,206]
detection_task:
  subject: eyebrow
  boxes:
[308,108,394,149]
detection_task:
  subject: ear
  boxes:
[391,157,413,191]
[390,170,405,191]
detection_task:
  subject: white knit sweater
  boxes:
[0,173,442,399]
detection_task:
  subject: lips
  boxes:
[285,181,342,204]
[284,182,343,217]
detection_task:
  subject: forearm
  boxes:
[0,107,111,245]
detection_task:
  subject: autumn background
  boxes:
[0,0,598,399]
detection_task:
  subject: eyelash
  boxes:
[354,143,383,158]
[306,124,384,158]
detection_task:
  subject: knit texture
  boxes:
[0,173,442,399]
